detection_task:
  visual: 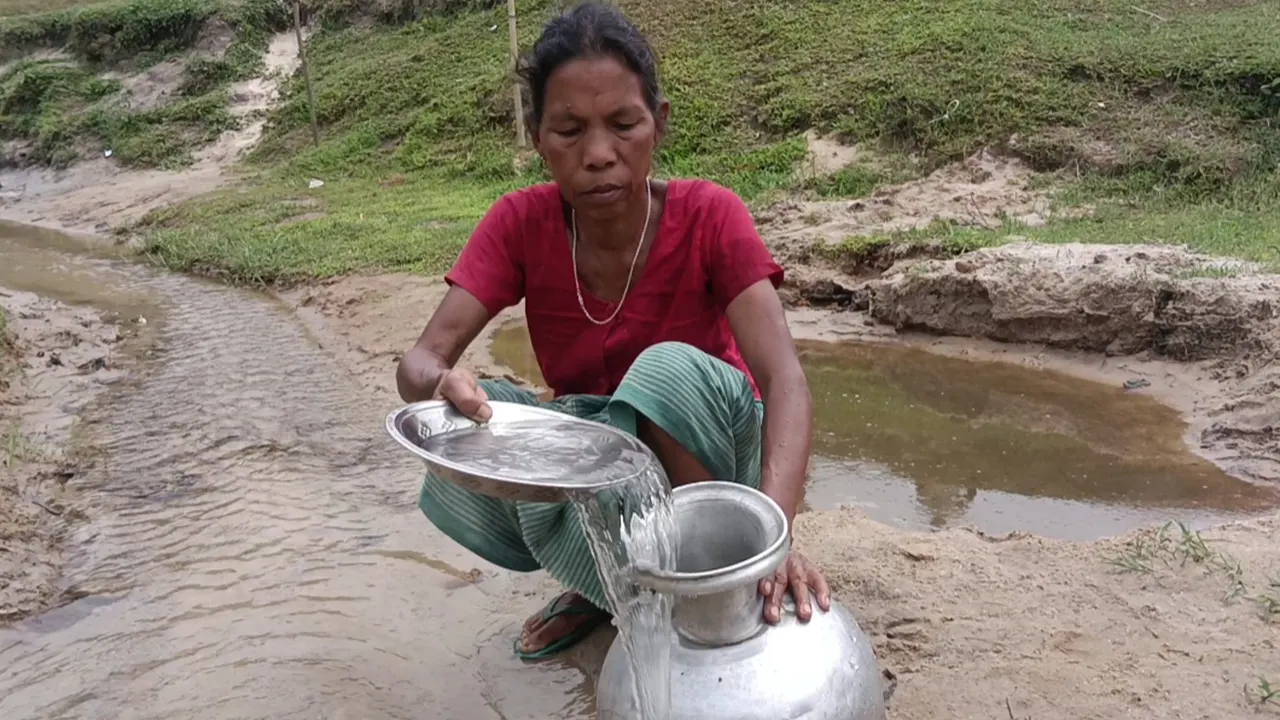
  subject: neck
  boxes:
[576,180,650,252]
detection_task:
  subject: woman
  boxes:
[396,0,829,660]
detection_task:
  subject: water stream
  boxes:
[570,464,677,720]
[0,223,592,719]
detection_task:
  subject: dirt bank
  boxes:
[0,287,121,623]
[0,30,302,236]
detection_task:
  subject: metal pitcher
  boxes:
[597,482,889,720]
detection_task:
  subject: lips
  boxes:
[581,184,624,204]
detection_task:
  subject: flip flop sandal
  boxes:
[513,593,612,661]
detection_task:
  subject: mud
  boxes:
[0,285,120,623]
[802,509,1280,720]
[760,149,1083,266]
[487,316,1279,539]
[0,30,303,236]
[104,19,235,113]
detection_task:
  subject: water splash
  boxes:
[570,460,678,720]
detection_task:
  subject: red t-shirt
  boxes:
[445,179,784,398]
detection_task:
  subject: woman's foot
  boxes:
[514,591,611,659]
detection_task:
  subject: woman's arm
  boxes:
[395,287,492,402]
[725,279,812,527]
[728,279,827,624]
[399,193,526,404]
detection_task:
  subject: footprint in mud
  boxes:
[872,615,939,670]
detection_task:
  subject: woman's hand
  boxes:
[758,551,831,624]
[434,367,493,422]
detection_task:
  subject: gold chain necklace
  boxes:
[570,178,652,326]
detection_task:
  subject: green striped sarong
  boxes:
[418,341,764,610]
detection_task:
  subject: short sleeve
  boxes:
[444,194,525,316]
[703,184,785,310]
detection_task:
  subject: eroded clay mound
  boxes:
[870,242,1278,361]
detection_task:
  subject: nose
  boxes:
[582,126,617,171]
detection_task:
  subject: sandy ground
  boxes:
[1,37,1279,717]
[0,288,122,623]
[280,244,1280,718]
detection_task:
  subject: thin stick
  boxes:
[293,0,321,148]
[1131,6,1167,22]
[506,0,526,148]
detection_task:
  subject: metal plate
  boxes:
[386,400,655,503]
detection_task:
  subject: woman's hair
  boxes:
[518,1,663,129]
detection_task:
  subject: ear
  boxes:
[532,127,542,156]
[654,99,671,146]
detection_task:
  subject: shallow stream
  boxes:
[0,223,592,720]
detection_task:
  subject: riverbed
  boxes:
[3,222,1279,720]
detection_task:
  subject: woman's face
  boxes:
[534,54,668,222]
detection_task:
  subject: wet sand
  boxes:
[279,269,1280,719]
[0,227,590,719]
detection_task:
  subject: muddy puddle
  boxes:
[490,323,1280,540]
[0,224,589,720]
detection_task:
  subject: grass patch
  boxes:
[143,0,1280,282]
[0,0,105,19]
[5,0,1278,281]
[139,171,508,284]
[0,306,13,368]
[0,0,288,167]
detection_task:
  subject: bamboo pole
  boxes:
[506,0,526,148]
[293,0,320,149]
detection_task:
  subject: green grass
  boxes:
[7,0,1280,282]
[0,307,16,388]
[139,172,507,283]
[0,0,104,19]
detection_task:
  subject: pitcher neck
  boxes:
[672,584,767,647]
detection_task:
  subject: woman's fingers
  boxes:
[761,554,832,624]
[765,568,787,625]
[790,558,813,622]
[811,564,832,611]
[472,381,493,422]
[437,369,492,422]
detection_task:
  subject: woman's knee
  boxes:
[631,341,709,371]
[622,341,728,394]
